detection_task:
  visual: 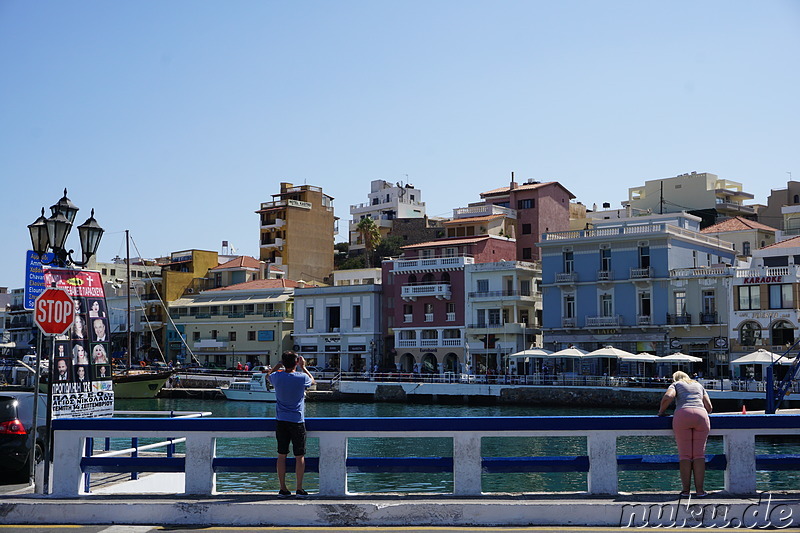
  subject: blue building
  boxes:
[538,212,735,374]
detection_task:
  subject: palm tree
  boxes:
[356,217,381,267]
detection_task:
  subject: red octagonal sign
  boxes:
[34,288,75,336]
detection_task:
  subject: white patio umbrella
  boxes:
[659,352,703,363]
[549,346,588,374]
[585,346,635,358]
[618,352,662,363]
[507,347,553,374]
[730,349,787,365]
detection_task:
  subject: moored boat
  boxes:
[220,373,276,402]
[113,370,172,399]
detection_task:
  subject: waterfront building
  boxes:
[761,180,800,232]
[384,235,517,373]
[257,182,335,284]
[349,179,426,252]
[623,171,756,227]
[140,249,219,361]
[538,212,736,374]
[730,236,800,379]
[169,278,298,369]
[292,283,382,372]
[700,216,777,261]
[667,265,734,378]
[332,268,382,286]
[3,288,34,359]
[479,176,574,261]
[464,260,542,374]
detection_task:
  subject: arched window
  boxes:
[794,194,799,204]
[443,353,459,373]
[408,274,417,284]
[740,321,761,346]
[422,273,435,284]
[441,272,451,283]
[421,353,438,373]
[399,353,415,373]
[771,320,794,346]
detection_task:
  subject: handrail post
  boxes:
[453,433,482,496]
[50,430,85,497]
[587,432,617,495]
[318,433,348,496]
[724,431,756,495]
[184,434,216,495]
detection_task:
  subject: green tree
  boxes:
[375,235,404,262]
[356,217,381,267]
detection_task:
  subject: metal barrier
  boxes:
[51,414,800,498]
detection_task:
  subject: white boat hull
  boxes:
[221,389,276,402]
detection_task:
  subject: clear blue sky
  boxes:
[1,1,798,289]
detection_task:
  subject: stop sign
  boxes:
[34,288,75,336]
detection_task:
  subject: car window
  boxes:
[0,398,18,421]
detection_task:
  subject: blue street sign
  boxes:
[24,250,54,309]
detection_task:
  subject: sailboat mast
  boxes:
[126,229,132,369]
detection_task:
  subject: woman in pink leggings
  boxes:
[658,370,713,497]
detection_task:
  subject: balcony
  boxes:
[446,312,456,322]
[403,314,413,323]
[397,339,417,348]
[637,315,652,326]
[261,218,285,230]
[401,283,451,301]
[260,238,284,249]
[597,270,613,282]
[562,317,576,328]
[585,315,622,328]
[700,312,718,325]
[392,256,474,273]
[666,314,692,325]
[467,290,536,301]
[555,272,577,284]
[630,267,653,279]
[424,313,434,322]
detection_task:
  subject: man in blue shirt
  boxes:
[268,350,315,497]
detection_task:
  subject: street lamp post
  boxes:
[26,188,104,494]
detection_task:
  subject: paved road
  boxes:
[0,528,724,533]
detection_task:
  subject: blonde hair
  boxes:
[672,371,692,383]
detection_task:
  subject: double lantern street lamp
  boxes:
[27,189,105,268]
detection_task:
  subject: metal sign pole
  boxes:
[29,330,43,489]
[42,334,55,494]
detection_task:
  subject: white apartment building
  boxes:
[349,180,426,250]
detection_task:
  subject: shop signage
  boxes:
[743,276,782,284]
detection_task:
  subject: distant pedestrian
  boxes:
[268,351,316,498]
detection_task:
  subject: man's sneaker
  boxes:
[296,489,309,497]
[278,489,292,498]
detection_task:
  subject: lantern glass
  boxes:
[49,188,79,224]
[46,212,72,252]
[27,208,50,255]
[78,209,104,262]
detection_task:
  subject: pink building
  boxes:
[382,235,517,373]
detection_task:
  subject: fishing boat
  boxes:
[220,373,276,402]
[113,370,172,399]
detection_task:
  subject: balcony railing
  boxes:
[699,312,718,324]
[401,283,452,301]
[637,315,652,326]
[260,238,284,249]
[424,313,434,322]
[585,315,621,328]
[597,270,613,281]
[467,290,534,299]
[562,317,576,328]
[666,313,692,325]
[392,256,474,273]
[403,314,413,323]
[630,267,653,279]
[261,218,285,229]
[446,312,456,321]
[555,272,577,284]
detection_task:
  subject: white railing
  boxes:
[446,312,456,321]
[392,256,474,273]
[735,265,800,279]
[555,272,577,283]
[50,415,800,497]
[562,317,576,327]
[401,283,452,300]
[542,225,735,251]
[630,266,653,279]
[671,267,732,278]
[586,315,621,327]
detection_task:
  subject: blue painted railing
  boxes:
[51,414,800,497]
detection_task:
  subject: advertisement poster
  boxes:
[44,267,114,419]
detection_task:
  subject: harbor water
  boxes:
[114,397,800,494]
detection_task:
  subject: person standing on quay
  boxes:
[268,351,315,497]
[658,370,713,497]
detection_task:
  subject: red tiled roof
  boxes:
[701,217,777,234]
[761,235,800,250]
[402,235,491,249]
[206,279,303,291]
[211,256,262,271]
[443,214,506,225]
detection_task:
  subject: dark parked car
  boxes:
[0,392,47,484]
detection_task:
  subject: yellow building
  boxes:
[257,182,335,284]
[169,279,300,368]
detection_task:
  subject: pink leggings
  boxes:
[672,407,710,460]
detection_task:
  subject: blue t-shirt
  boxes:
[268,370,313,423]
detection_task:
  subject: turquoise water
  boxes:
[114,398,799,494]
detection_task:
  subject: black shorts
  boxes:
[276,420,306,456]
